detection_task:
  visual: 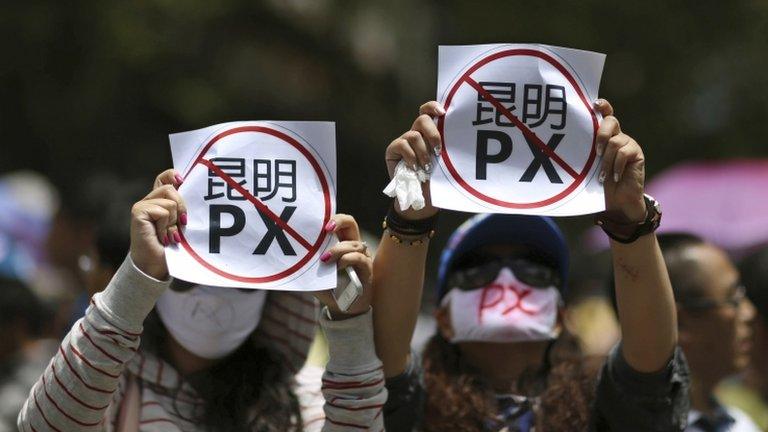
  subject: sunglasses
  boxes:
[678,284,747,310]
[448,257,560,290]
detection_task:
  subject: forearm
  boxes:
[384,355,425,431]
[376,101,443,378]
[372,232,430,378]
[18,256,169,430]
[611,233,677,373]
[320,309,386,431]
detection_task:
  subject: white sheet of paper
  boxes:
[165,121,337,291]
[432,44,606,216]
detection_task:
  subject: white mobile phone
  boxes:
[333,266,363,312]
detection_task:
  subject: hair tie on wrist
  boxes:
[382,202,438,245]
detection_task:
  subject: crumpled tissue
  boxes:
[382,160,431,211]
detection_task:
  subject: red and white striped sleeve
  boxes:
[318,309,387,432]
[17,256,170,431]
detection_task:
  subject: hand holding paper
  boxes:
[431,43,606,216]
[594,99,648,222]
[383,101,445,218]
[129,169,187,280]
[164,121,338,291]
[314,214,373,318]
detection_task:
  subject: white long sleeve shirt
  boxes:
[18,257,386,431]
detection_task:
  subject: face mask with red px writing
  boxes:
[441,267,562,343]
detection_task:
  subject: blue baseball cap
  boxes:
[436,214,569,301]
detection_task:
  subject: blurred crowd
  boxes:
[0,171,143,430]
[2,2,768,430]
[1,158,767,430]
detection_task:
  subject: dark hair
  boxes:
[94,181,144,270]
[421,331,597,432]
[58,173,122,224]
[141,310,303,431]
[739,246,768,320]
[608,232,708,313]
[656,233,709,303]
[0,276,49,336]
[536,331,601,431]
[421,333,498,432]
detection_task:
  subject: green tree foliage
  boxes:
[1,0,766,281]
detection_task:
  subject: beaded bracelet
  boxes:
[382,203,438,246]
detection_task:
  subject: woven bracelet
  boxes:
[382,203,438,246]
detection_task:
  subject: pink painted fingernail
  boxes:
[320,252,331,262]
[162,235,169,246]
[324,220,336,232]
[173,232,181,243]
[594,99,603,106]
[174,173,184,185]
[179,213,188,225]
[436,105,446,115]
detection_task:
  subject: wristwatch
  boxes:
[595,194,662,244]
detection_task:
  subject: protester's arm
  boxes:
[595,99,677,373]
[319,310,387,431]
[610,235,677,372]
[18,170,184,430]
[382,355,426,431]
[314,215,388,431]
[593,343,690,431]
[372,232,431,378]
[587,101,689,431]
[18,257,170,431]
[372,101,444,378]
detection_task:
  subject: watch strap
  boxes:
[596,194,661,244]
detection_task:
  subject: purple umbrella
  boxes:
[585,159,768,255]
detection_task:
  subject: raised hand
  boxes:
[594,99,647,222]
[384,101,445,219]
[315,214,374,319]
[129,169,187,280]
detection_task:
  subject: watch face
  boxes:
[645,194,661,214]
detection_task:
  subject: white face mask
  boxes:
[442,267,561,343]
[156,285,268,359]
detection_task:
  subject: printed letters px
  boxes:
[474,82,567,184]
[204,158,299,256]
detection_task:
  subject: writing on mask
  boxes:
[477,281,539,324]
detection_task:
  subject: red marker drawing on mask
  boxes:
[478,283,538,324]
